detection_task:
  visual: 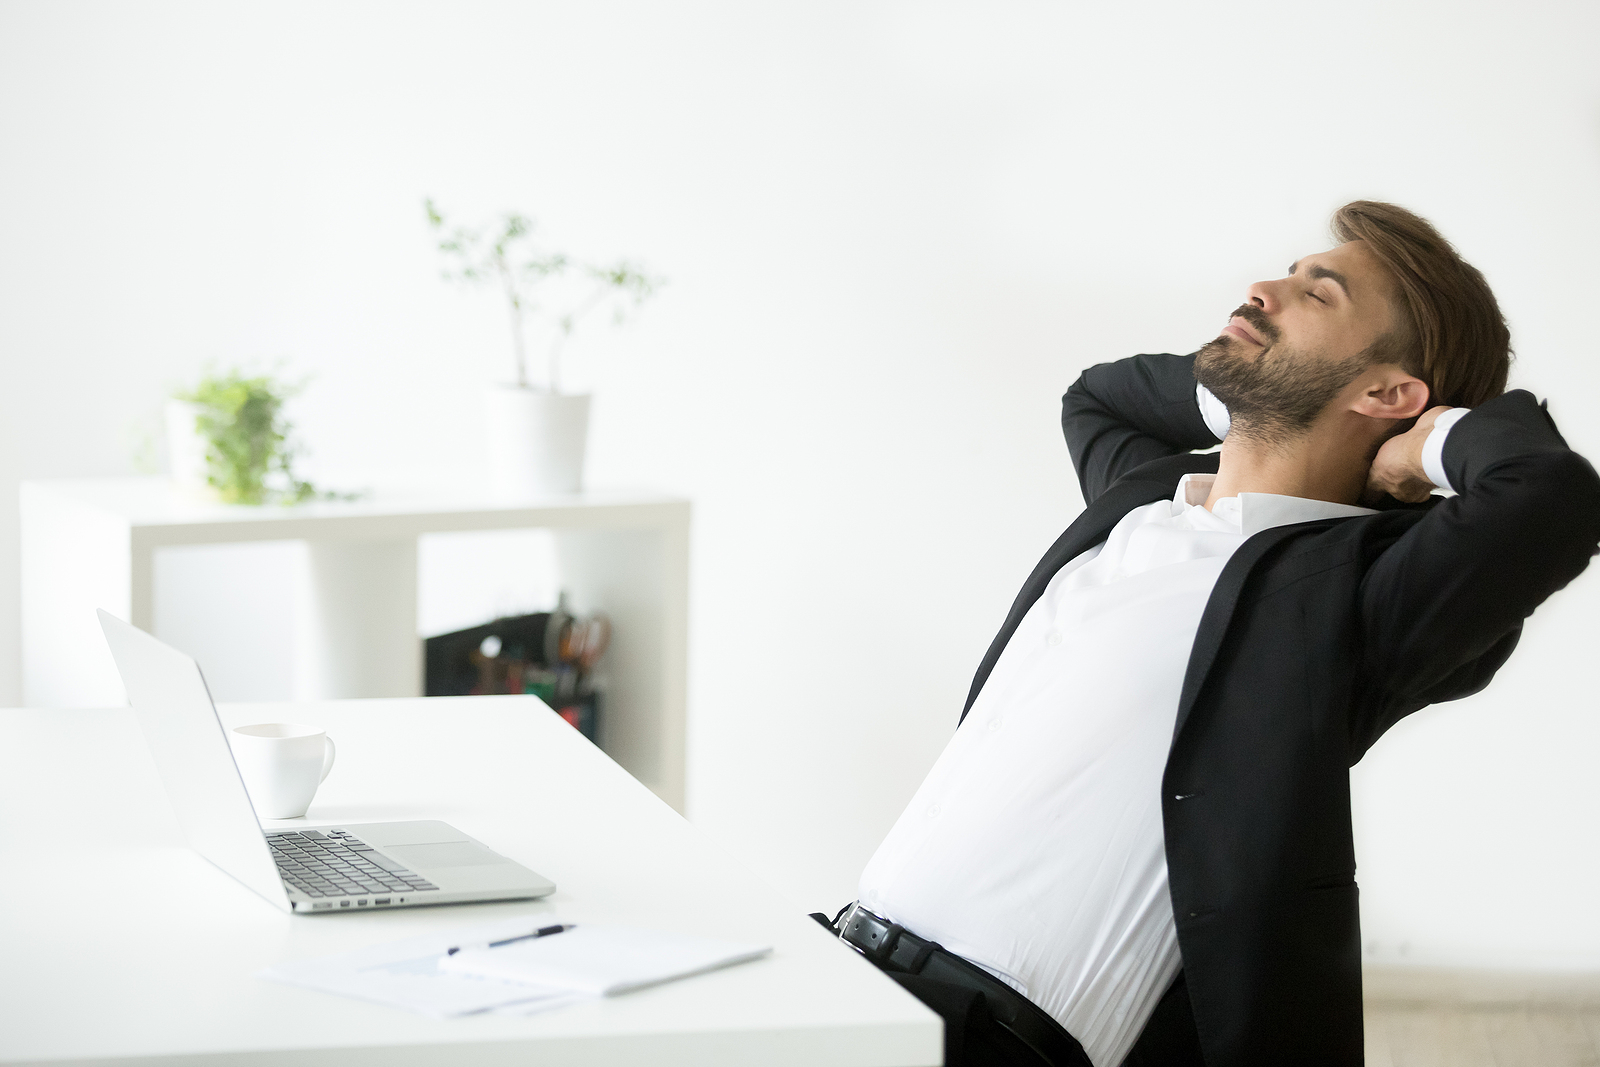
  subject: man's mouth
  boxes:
[1223,317,1265,347]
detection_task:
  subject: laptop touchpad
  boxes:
[386,842,506,868]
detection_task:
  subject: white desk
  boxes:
[0,697,939,1066]
[19,478,689,811]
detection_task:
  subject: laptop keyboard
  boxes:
[267,828,439,899]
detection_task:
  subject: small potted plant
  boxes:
[166,367,345,505]
[425,199,661,498]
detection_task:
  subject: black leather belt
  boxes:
[836,902,1090,1067]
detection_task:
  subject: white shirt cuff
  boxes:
[1420,407,1470,492]
[1196,384,1231,442]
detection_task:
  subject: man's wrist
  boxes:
[1420,407,1470,492]
[1196,384,1231,442]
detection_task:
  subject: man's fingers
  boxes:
[1365,416,1440,504]
[1373,470,1433,504]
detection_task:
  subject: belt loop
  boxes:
[907,938,938,974]
[876,922,905,963]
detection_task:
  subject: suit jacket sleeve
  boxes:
[1354,390,1600,748]
[1062,352,1222,503]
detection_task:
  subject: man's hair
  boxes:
[1332,201,1511,409]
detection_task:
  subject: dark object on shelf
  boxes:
[424,613,551,697]
[424,601,609,746]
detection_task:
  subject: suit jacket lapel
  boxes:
[1169,521,1344,746]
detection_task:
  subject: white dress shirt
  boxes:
[857,473,1377,1067]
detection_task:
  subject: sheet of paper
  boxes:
[439,924,772,996]
[259,915,592,1018]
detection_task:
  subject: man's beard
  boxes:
[1193,304,1369,447]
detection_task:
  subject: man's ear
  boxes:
[1351,366,1430,423]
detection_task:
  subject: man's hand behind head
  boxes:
[1365,405,1454,504]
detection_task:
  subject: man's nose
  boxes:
[1244,278,1279,312]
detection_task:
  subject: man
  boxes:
[817,202,1600,1067]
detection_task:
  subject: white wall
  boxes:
[3,0,1598,969]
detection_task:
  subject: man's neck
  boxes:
[1203,421,1373,511]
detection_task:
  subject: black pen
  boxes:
[446,923,574,956]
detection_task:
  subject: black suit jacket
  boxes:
[958,352,1600,1066]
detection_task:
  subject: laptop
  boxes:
[98,610,556,914]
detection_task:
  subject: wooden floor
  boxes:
[1364,968,1600,1066]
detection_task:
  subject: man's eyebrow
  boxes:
[1287,260,1352,299]
[1307,265,1351,299]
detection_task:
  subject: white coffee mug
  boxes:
[230,723,336,820]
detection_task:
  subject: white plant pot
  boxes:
[165,399,216,500]
[484,386,590,500]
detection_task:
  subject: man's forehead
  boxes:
[1294,240,1371,268]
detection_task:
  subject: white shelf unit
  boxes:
[20,478,690,811]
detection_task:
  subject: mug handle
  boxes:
[320,736,337,783]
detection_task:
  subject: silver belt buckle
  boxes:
[838,901,862,941]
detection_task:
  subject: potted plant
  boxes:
[167,368,345,505]
[425,199,660,498]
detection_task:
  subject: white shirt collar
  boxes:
[1174,473,1378,536]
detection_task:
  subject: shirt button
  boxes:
[987,718,1003,732]
[928,805,941,819]
[1046,629,1064,647]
